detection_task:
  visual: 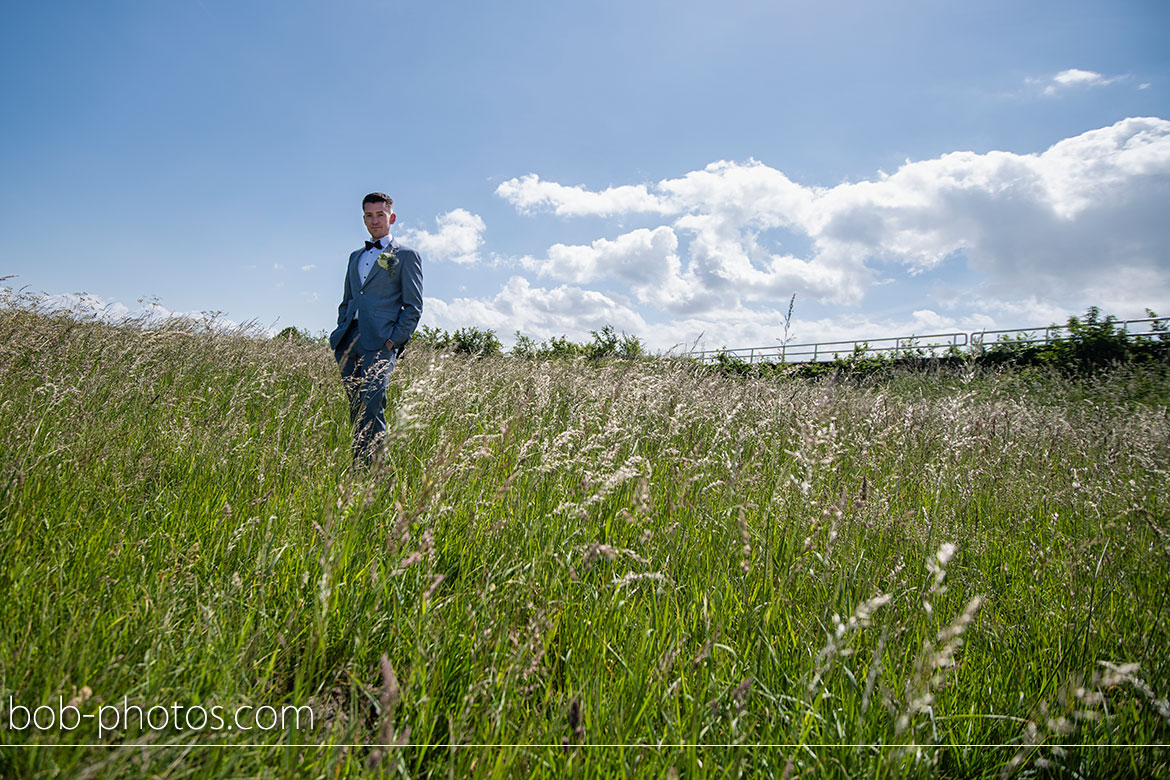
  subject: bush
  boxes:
[412,324,450,350]
[274,326,314,344]
[1044,305,1130,370]
[541,335,584,359]
[584,325,645,360]
[510,332,538,359]
[412,326,501,356]
[451,326,502,357]
[981,306,1169,373]
[586,325,620,360]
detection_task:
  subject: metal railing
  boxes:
[688,317,1167,365]
[970,317,1167,349]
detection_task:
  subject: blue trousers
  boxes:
[334,322,397,462]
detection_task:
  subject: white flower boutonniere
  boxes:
[376,250,398,271]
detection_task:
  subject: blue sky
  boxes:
[2,0,1168,351]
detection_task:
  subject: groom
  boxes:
[329,192,424,463]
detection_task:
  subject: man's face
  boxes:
[363,201,395,239]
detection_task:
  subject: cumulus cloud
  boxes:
[520,227,693,309]
[413,118,1170,352]
[495,118,1170,324]
[400,209,486,265]
[301,264,317,271]
[424,276,646,342]
[496,173,669,217]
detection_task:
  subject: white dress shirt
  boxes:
[358,234,392,287]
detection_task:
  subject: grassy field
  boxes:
[1,302,1169,778]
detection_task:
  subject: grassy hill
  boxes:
[1,305,1168,778]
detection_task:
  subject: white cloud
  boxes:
[521,226,692,308]
[5,290,267,336]
[36,292,132,321]
[651,304,1038,357]
[496,173,669,217]
[493,118,1170,326]
[970,295,1079,329]
[1054,68,1109,87]
[411,118,1170,352]
[423,276,646,342]
[657,160,816,227]
[400,208,486,265]
[301,264,317,271]
[1039,68,1123,95]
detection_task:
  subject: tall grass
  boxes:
[1,299,1168,778]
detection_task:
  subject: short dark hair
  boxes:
[362,192,393,208]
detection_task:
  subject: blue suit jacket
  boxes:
[329,238,424,353]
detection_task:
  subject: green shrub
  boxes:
[1044,305,1131,369]
[539,335,585,359]
[412,325,501,356]
[584,325,646,360]
[451,326,502,356]
[412,324,451,350]
[274,325,313,343]
[510,331,538,359]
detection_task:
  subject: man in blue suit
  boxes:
[329,192,424,463]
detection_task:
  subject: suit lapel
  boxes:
[360,238,397,290]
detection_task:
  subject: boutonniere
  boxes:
[376,250,398,270]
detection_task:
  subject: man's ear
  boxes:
[389,212,397,225]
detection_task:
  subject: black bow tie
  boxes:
[365,240,383,251]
